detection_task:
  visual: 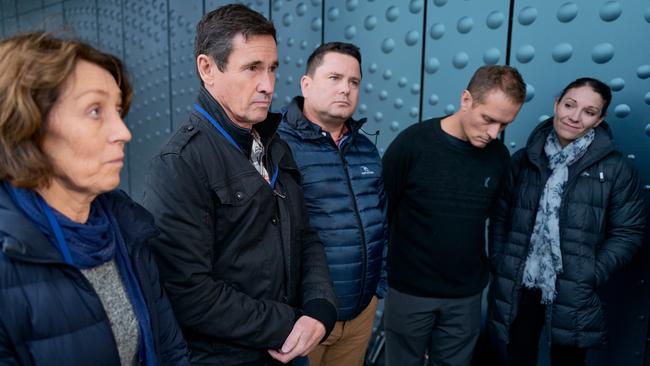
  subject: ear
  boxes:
[300,75,311,97]
[594,113,606,128]
[197,54,216,86]
[459,90,473,111]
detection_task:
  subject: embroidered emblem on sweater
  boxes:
[361,166,375,175]
[483,176,491,188]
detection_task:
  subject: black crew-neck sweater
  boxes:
[382,117,510,298]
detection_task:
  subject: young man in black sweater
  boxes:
[382,65,526,366]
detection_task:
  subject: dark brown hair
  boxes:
[558,77,611,117]
[466,65,526,105]
[195,3,276,72]
[306,42,362,77]
[0,31,132,189]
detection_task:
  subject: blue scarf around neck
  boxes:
[3,181,158,366]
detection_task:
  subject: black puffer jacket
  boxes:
[489,119,646,348]
[143,88,337,365]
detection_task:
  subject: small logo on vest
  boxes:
[483,176,491,188]
[361,166,375,175]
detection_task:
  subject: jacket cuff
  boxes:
[303,299,337,342]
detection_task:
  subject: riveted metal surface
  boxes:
[1,0,17,18]
[271,0,322,113]
[16,0,41,15]
[63,0,97,45]
[17,5,44,31]
[205,0,269,18]
[423,1,511,121]
[122,0,171,200]
[170,0,201,131]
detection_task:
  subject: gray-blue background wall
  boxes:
[1,0,648,363]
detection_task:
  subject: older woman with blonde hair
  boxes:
[0,32,188,365]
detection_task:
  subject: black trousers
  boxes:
[507,288,587,366]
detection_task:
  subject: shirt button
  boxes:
[235,192,243,200]
[271,217,279,225]
[186,125,194,132]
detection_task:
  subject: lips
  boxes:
[560,120,581,130]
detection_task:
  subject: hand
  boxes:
[267,315,325,364]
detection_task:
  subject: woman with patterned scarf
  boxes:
[0,32,188,365]
[488,78,645,366]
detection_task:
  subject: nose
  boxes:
[340,81,350,95]
[486,124,500,140]
[257,71,275,95]
[110,113,132,145]
[569,109,580,122]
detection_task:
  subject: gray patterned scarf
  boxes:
[522,129,595,304]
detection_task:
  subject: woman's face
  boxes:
[42,60,131,197]
[553,85,605,147]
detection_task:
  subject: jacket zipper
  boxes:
[335,136,368,311]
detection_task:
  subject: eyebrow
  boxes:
[74,89,112,100]
[329,72,360,81]
[565,98,601,111]
[241,60,279,70]
[482,114,500,123]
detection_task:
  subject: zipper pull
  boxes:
[599,172,605,183]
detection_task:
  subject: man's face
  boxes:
[202,34,278,128]
[458,89,522,148]
[300,52,361,125]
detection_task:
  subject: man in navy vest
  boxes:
[278,42,388,366]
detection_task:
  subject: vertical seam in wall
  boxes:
[505,0,515,65]
[320,0,325,44]
[120,0,131,193]
[60,0,65,29]
[501,0,516,142]
[167,0,173,133]
[268,0,271,20]
[418,0,428,124]
[95,0,99,45]
[14,0,20,29]
[202,0,205,14]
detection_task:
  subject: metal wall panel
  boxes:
[422,0,511,119]
[41,3,63,31]
[3,16,17,37]
[16,0,41,15]
[169,0,202,131]
[63,0,97,45]
[1,0,16,18]
[205,0,269,18]
[271,0,322,112]
[325,0,425,153]
[122,0,171,200]
[17,8,43,31]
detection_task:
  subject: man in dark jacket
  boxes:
[381,66,526,366]
[143,4,337,365]
[277,42,387,366]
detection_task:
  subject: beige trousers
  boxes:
[308,296,378,366]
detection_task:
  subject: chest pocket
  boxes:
[213,172,267,206]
